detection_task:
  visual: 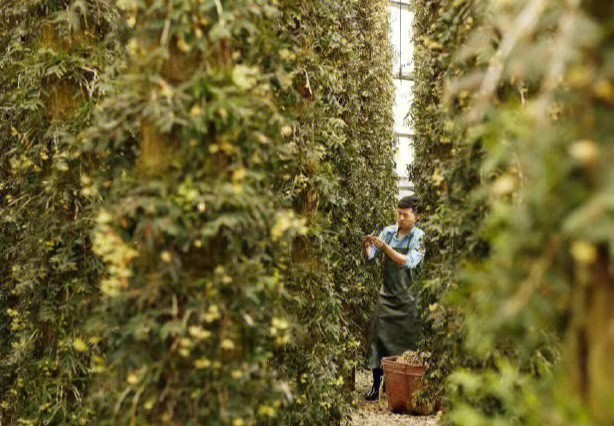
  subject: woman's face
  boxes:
[396,207,417,231]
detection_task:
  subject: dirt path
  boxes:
[343,369,440,426]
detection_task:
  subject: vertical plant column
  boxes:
[331,0,398,363]
[412,0,614,424]
[0,1,121,423]
[272,0,397,423]
[557,1,614,422]
[410,0,484,410]
[85,0,303,424]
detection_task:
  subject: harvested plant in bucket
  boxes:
[382,351,432,414]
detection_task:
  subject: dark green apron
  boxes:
[366,245,421,369]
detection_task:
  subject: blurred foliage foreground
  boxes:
[0,0,398,424]
[411,0,614,425]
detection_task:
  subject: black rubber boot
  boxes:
[364,368,383,401]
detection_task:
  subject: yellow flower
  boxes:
[272,318,289,330]
[144,398,155,410]
[232,168,246,183]
[569,140,599,166]
[177,37,190,53]
[492,175,515,196]
[232,65,259,90]
[73,338,88,353]
[161,251,172,263]
[126,38,139,57]
[594,79,614,100]
[271,211,292,240]
[570,241,597,265]
[194,358,211,369]
[204,305,221,323]
[188,326,212,341]
[117,0,138,11]
[96,210,113,224]
[258,405,276,417]
[190,105,202,117]
[280,125,292,137]
[221,339,235,350]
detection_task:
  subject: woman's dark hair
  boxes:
[397,195,419,212]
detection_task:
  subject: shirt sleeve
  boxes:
[403,229,425,270]
[366,227,390,262]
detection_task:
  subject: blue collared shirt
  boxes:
[366,224,425,270]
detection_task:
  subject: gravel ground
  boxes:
[342,369,441,426]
